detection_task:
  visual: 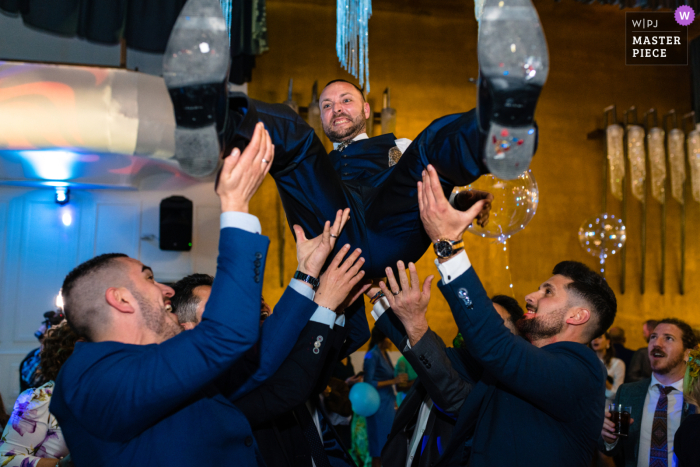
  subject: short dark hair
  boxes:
[62,253,128,341]
[552,261,617,341]
[656,318,698,350]
[491,295,525,324]
[323,79,365,101]
[171,274,214,324]
[645,319,659,329]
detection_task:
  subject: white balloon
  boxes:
[459,170,539,243]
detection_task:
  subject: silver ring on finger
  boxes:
[392,291,400,296]
[262,158,269,164]
[330,234,338,238]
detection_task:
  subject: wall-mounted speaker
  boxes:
[160,196,193,251]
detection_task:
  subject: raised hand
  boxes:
[418,164,487,243]
[293,208,351,279]
[314,245,368,312]
[379,261,434,346]
[216,122,274,213]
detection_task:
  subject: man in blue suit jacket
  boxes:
[372,164,617,467]
[50,124,363,467]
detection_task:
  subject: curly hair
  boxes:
[38,322,80,381]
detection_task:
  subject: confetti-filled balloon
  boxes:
[578,214,626,262]
[459,170,539,243]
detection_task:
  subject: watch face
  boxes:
[435,240,453,258]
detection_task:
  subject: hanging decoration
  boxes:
[668,128,686,204]
[220,0,232,41]
[578,214,627,273]
[336,0,372,92]
[687,124,700,203]
[648,127,666,203]
[627,125,646,203]
[607,124,625,201]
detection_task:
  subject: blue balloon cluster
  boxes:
[349,382,380,417]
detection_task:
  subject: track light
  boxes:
[55,186,69,205]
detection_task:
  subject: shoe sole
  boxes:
[163,0,230,177]
[477,0,548,180]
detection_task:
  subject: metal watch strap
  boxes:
[294,270,320,289]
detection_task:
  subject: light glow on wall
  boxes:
[61,211,72,226]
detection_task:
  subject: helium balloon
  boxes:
[459,170,539,243]
[349,382,381,417]
[578,213,626,261]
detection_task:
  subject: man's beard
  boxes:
[133,291,181,340]
[515,306,567,342]
[323,113,367,143]
[650,346,686,375]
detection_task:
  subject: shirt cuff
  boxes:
[434,250,471,284]
[220,212,262,234]
[370,296,391,321]
[604,439,618,451]
[335,314,346,327]
[309,306,337,329]
[289,279,315,300]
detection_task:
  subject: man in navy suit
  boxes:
[370,164,617,467]
[49,124,364,467]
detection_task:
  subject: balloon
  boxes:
[578,213,626,262]
[349,382,381,417]
[459,170,539,243]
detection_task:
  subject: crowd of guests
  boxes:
[0,129,699,467]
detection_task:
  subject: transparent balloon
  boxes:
[458,170,539,243]
[578,214,627,263]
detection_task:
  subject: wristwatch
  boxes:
[294,270,320,289]
[433,238,464,259]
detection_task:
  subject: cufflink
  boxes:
[458,288,473,309]
[314,341,321,348]
[317,336,323,342]
[313,348,320,354]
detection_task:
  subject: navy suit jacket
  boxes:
[438,267,607,467]
[50,227,318,467]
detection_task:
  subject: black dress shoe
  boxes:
[163,0,230,177]
[476,0,548,180]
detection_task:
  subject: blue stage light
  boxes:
[55,186,69,205]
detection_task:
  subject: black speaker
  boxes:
[160,196,193,251]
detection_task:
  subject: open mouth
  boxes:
[650,348,666,358]
[523,305,537,319]
[164,301,173,313]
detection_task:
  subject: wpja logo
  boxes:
[625,7,691,65]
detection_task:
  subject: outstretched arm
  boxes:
[418,164,605,421]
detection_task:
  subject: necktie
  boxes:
[649,385,675,467]
[295,405,332,467]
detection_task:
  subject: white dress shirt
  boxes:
[636,375,685,467]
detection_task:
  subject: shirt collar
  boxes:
[332,132,369,150]
[650,373,685,392]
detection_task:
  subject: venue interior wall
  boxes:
[0,0,699,408]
